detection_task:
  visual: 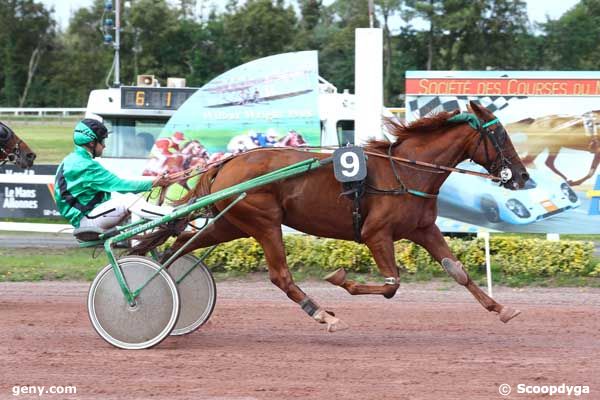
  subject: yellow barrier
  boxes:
[586,190,600,198]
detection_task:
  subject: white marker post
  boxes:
[477,231,493,297]
[355,28,383,145]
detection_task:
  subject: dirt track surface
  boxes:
[0,279,599,400]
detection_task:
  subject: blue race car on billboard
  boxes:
[438,162,580,224]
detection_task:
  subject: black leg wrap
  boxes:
[299,297,320,317]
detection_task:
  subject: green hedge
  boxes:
[197,235,599,277]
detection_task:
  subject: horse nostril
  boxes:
[27,153,36,160]
[521,171,529,182]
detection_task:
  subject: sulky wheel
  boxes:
[168,254,217,336]
[88,256,180,350]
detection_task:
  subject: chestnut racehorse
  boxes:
[0,121,36,168]
[139,102,529,332]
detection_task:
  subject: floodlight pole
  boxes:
[368,0,374,28]
[113,0,121,87]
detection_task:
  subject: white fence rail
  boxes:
[0,222,72,234]
[0,107,86,117]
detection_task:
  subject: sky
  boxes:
[41,0,581,31]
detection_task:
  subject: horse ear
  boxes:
[468,100,483,114]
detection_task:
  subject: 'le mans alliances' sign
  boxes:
[0,165,60,218]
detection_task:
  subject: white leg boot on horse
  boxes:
[299,297,349,333]
[412,224,521,323]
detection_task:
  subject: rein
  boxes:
[364,148,502,181]
[155,116,510,200]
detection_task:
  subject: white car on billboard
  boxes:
[438,162,580,224]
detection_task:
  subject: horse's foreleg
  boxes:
[410,224,520,323]
[545,153,570,182]
[324,234,400,298]
[256,228,348,332]
[568,152,600,186]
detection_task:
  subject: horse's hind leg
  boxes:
[410,224,520,323]
[254,228,348,332]
[324,232,400,298]
[219,199,348,333]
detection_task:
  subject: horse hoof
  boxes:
[499,306,521,323]
[324,268,347,286]
[326,317,349,333]
[314,310,348,332]
[441,258,468,286]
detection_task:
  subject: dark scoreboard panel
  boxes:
[121,87,198,110]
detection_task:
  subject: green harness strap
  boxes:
[447,112,499,130]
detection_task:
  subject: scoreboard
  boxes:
[120,87,197,110]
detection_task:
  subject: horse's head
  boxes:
[466,101,529,190]
[0,121,36,168]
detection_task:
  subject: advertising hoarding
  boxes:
[406,71,600,233]
[0,165,59,218]
[143,51,321,177]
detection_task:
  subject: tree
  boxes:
[40,0,113,106]
[375,0,402,102]
[293,0,325,51]
[222,0,298,64]
[402,0,532,70]
[403,0,444,70]
[318,0,371,93]
[542,0,600,70]
[0,0,55,106]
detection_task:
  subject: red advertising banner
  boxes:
[406,78,600,96]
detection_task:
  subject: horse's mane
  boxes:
[367,110,460,151]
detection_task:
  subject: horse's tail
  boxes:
[128,218,188,256]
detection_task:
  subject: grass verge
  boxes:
[1,245,599,287]
[0,247,107,282]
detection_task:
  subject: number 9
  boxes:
[341,151,359,177]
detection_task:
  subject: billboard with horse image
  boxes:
[406,71,600,233]
[142,51,321,178]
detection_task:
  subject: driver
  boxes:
[54,119,175,230]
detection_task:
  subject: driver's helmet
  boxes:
[73,119,108,145]
[172,131,186,144]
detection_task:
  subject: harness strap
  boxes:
[340,181,365,243]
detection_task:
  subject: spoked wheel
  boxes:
[88,256,180,350]
[168,254,217,336]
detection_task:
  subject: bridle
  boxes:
[0,122,22,166]
[470,118,518,184]
[361,115,518,199]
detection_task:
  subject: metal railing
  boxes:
[0,108,86,117]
